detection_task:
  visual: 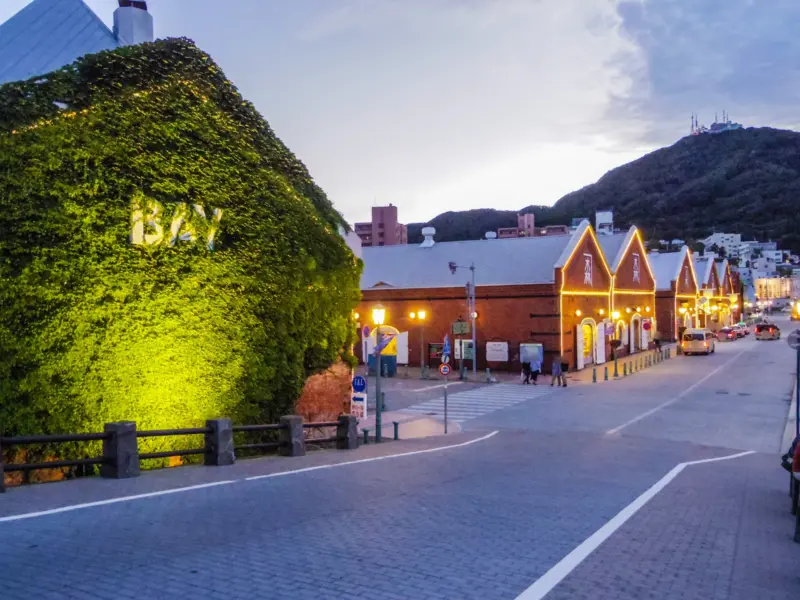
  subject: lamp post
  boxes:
[372,305,386,443]
[448,261,477,378]
[410,310,428,378]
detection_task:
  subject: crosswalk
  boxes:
[398,384,552,423]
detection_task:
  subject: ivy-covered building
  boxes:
[0,0,154,85]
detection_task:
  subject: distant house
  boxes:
[0,0,155,86]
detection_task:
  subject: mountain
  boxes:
[409,127,800,252]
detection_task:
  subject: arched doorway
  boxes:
[576,318,596,370]
[616,320,628,348]
[630,314,642,353]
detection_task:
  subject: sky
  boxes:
[2,0,799,224]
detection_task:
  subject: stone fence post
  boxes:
[279,416,305,457]
[101,421,139,479]
[336,415,358,450]
[205,419,235,466]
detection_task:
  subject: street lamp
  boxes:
[372,305,386,443]
[409,309,429,377]
[448,261,477,378]
[612,311,621,320]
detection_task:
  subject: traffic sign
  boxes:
[441,354,450,365]
[362,325,371,338]
[787,329,800,350]
[443,335,451,356]
[352,375,367,393]
[439,363,451,376]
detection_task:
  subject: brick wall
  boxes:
[358,284,558,371]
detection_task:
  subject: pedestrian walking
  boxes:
[530,357,542,385]
[521,361,532,384]
[550,359,561,386]
[559,354,569,387]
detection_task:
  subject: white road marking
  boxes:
[515,449,756,600]
[400,384,551,423]
[1,431,499,523]
[606,349,749,435]
[0,480,235,524]
[245,430,499,481]
[411,382,465,392]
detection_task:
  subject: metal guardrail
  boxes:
[0,414,359,493]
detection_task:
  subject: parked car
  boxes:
[717,327,737,342]
[755,323,781,340]
[681,329,716,355]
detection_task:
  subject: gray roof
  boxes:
[692,256,715,286]
[0,0,120,85]
[648,247,691,291]
[361,233,578,290]
[597,231,629,274]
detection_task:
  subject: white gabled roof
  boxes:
[692,255,716,286]
[716,259,730,288]
[0,0,120,86]
[647,246,692,291]
[361,228,582,291]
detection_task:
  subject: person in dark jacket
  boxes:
[521,361,532,384]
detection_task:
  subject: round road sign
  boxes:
[787,329,800,350]
[441,354,450,365]
[352,375,367,393]
[439,363,451,376]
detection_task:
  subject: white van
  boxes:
[681,328,716,355]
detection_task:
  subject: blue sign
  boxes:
[352,375,367,393]
[362,325,371,338]
[443,335,451,356]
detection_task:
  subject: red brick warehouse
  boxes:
[599,226,657,360]
[649,246,699,341]
[356,221,613,373]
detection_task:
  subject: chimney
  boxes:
[485,232,497,240]
[420,227,436,248]
[114,1,154,46]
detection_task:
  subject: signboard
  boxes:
[350,393,367,419]
[454,339,474,360]
[485,341,509,362]
[787,329,800,350]
[443,335,451,356]
[452,321,470,335]
[439,363,451,376]
[352,375,367,393]
[519,343,543,365]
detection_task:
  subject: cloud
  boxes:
[273,0,642,222]
[613,0,800,143]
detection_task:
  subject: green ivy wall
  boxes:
[0,38,361,442]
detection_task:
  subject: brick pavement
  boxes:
[543,452,800,600]
[0,430,741,600]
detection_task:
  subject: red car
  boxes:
[717,327,736,341]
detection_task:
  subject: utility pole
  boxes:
[449,261,478,379]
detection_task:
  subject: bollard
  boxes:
[279,415,305,457]
[613,357,619,378]
[363,429,370,445]
[623,362,627,377]
[337,415,359,450]
[204,418,235,466]
[101,421,140,479]
[592,367,597,383]
[604,366,609,381]
[393,421,400,441]
[381,391,387,411]
[630,360,634,373]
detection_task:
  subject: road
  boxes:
[1,318,799,599]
